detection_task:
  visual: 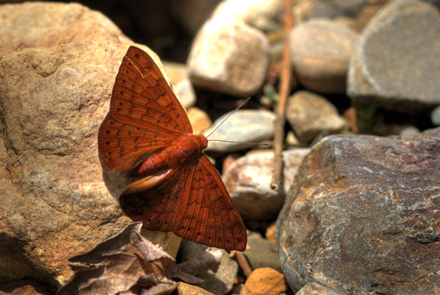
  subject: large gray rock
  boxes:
[347,0,440,112]
[296,282,346,295]
[277,127,440,295]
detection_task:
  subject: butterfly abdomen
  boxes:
[137,133,208,176]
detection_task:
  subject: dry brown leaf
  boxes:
[56,223,223,295]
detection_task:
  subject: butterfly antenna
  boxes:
[209,139,268,147]
[206,97,251,139]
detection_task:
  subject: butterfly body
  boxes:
[98,46,247,251]
[137,134,208,176]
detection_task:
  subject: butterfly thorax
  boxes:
[137,133,208,176]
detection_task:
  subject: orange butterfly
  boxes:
[98,46,247,251]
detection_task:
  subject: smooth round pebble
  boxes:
[289,19,358,94]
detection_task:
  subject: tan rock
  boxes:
[163,61,196,109]
[243,267,288,295]
[187,107,212,135]
[286,91,346,143]
[265,222,277,243]
[177,282,215,295]
[188,20,269,97]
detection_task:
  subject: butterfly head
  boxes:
[197,134,208,151]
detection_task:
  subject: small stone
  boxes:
[187,107,212,135]
[222,153,241,172]
[265,222,277,243]
[289,19,358,94]
[211,0,284,29]
[399,126,420,139]
[177,282,215,295]
[223,149,310,221]
[347,0,440,112]
[243,233,281,272]
[243,267,288,295]
[286,131,304,147]
[230,283,244,295]
[188,20,269,96]
[431,105,440,125]
[0,280,51,295]
[163,61,188,84]
[286,91,346,143]
[308,0,367,20]
[174,79,196,110]
[203,110,276,153]
[178,240,238,295]
[163,62,196,109]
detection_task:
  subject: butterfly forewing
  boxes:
[112,47,192,133]
[99,46,191,172]
[99,115,178,172]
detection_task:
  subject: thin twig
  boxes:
[235,251,253,277]
[271,0,294,191]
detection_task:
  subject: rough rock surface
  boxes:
[277,127,440,295]
[223,149,310,221]
[347,0,440,112]
[0,2,181,287]
[296,282,346,295]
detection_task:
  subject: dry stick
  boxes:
[235,251,253,277]
[271,0,294,191]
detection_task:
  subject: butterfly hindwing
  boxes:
[173,156,247,251]
[119,165,195,233]
[119,156,246,251]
